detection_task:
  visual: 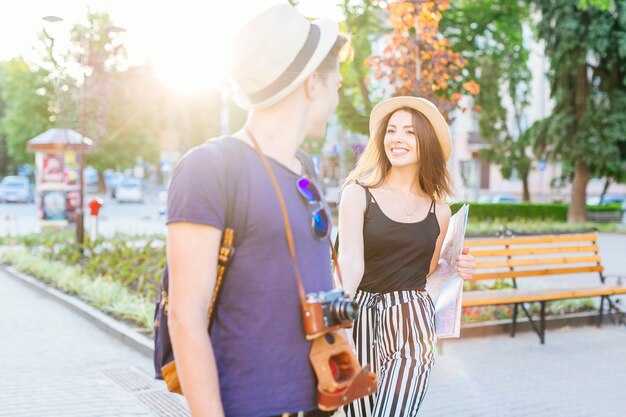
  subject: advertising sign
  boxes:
[41,153,66,184]
[40,189,67,221]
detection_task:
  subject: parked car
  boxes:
[477,193,522,204]
[0,176,33,203]
[586,194,626,210]
[115,177,144,203]
[84,166,99,193]
[104,170,124,198]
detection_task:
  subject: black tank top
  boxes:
[359,186,440,293]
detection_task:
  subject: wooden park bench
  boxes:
[462,233,626,344]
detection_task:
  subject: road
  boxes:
[0,191,167,237]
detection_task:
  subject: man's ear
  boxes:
[303,73,320,101]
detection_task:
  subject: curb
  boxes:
[2,264,154,358]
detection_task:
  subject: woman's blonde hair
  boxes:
[344,107,453,201]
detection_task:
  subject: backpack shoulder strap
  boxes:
[203,136,249,330]
[210,136,249,238]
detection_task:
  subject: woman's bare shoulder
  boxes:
[340,183,367,210]
[435,201,452,220]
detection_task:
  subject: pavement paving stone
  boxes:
[0,266,189,417]
[420,324,626,416]
[2,231,625,416]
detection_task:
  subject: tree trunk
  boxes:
[522,175,531,202]
[568,162,590,223]
[599,177,612,204]
[568,63,590,223]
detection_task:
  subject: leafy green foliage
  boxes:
[336,0,385,135]
[86,66,162,171]
[14,230,165,301]
[450,201,622,222]
[442,0,534,200]
[0,59,53,165]
[451,202,569,221]
[532,0,626,221]
[465,218,626,236]
[0,64,13,176]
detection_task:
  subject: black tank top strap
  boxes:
[355,181,373,218]
[429,199,436,214]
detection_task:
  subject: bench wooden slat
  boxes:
[476,255,603,269]
[474,265,604,280]
[462,285,626,307]
[471,244,600,258]
[465,233,598,247]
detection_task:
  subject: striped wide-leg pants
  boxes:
[346,289,437,417]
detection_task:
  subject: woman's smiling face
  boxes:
[383,109,419,167]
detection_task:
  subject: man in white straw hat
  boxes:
[161,3,349,417]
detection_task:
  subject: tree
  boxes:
[336,0,385,135]
[0,64,13,176]
[64,12,129,143]
[51,12,168,178]
[370,0,479,121]
[86,65,162,172]
[533,0,626,222]
[441,0,533,200]
[0,59,53,166]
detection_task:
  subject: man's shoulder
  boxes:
[177,137,242,171]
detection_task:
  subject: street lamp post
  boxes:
[78,36,87,250]
[76,24,126,250]
[42,15,126,251]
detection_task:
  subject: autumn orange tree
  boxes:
[369,0,479,121]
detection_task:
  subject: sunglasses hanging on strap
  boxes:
[245,127,377,411]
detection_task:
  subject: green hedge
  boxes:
[451,202,622,222]
[587,203,623,212]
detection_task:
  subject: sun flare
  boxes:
[145,1,284,94]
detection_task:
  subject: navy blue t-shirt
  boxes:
[166,138,333,417]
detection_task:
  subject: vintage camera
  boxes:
[302,289,377,411]
[303,289,359,338]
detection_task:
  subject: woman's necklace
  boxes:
[386,185,421,222]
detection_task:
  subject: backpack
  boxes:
[153,136,317,385]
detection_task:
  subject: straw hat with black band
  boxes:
[231,4,339,110]
[369,96,452,161]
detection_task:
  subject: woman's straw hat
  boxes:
[369,96,452,161]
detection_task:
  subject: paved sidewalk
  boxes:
[2,232,625,416]
[418,232,626,416]
[420,324,626,416]
[0,267,188,417]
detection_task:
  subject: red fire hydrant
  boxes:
[88,198,103,241]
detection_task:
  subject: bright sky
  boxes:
[1,0,344,93]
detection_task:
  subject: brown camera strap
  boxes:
[245,127,344,305]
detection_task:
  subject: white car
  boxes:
[586,195,626,210]
[477,193,522,204]
[0,176,33,203]
[116,178,144,203]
